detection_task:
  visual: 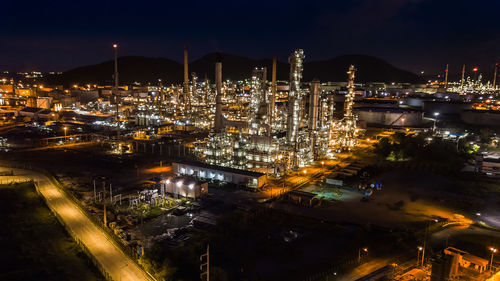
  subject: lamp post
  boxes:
[433,112,439,133]
[358,247,368,263]
[417,246,423,266]
[490,247,497,272]
[63,127,67,142]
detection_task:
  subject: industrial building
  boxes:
[172,160,268,189]
[443,247,488,273]
[162,175,208,199]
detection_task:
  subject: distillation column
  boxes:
[309,79,320,156]
[286,49,305,145]
[191,72,198,104]
[269,56,277,128]
[309,79,320,132]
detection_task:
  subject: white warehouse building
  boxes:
[172,160,267,189]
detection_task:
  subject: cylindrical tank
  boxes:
[354,107,423,127]
[461,110,500,127]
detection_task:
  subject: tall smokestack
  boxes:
[493,63,498,89]
[214,53,223,131]
[113,44,120,142]
[444,64,449,89]
[461,64,466,87]
[183,45,190,110]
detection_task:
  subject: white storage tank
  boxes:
[354,107,423,127]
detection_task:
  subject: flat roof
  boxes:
[174,160,265,178]
[463,254,488,266]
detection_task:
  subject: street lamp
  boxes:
[490,247,497,272]
[433,112,439,132]
[358,247,368,263]
[63,127,67,141]
[417,246,423,266]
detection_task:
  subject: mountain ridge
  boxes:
[44,53,425,86]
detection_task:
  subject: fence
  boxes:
[34,181,113,281]
[5,163,156,281]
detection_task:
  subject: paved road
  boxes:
[0,166,153,281]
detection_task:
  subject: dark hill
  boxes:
[47,53,424,86]
[190,53,290,82]
[304,55,423,83]
[45,56,183,86]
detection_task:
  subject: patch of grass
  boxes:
[0,182,104,281]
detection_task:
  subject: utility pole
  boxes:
[200,244,210,281]
[461,64,466,88]
[113,44,120,142]
[490,247,497,272]
[493,63,498,89]
[417,246,423,267]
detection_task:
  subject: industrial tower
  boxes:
[286,49,305,145]
[330,65,358,150]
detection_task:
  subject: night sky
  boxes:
[2,0,499,75]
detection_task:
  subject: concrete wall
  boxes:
[164,179,207,199]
